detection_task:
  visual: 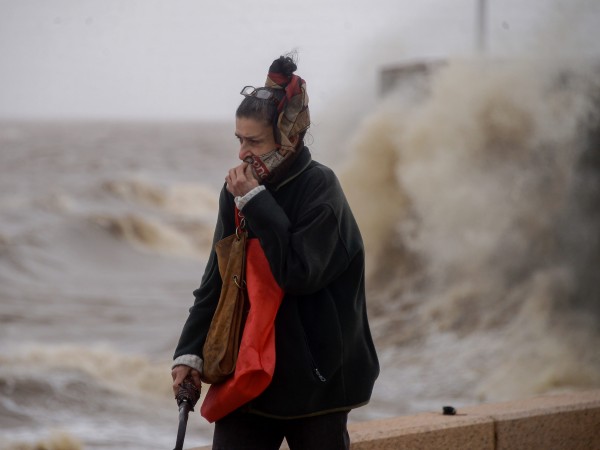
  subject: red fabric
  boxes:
[268,71,304,113]
[281,75,302,112]
[201,238,284,423]
[267,71,288,86]
[285,75,301,101]
[246,155,271,180]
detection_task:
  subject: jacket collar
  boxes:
[266,146,313,191]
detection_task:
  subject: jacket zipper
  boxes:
[313,367,327,383]
[302,332,327,383]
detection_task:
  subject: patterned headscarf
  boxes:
[265,59,310,154]
[244,57,310,184]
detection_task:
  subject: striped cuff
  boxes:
[234,185,266,210]
[172,354,203,373]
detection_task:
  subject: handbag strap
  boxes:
[235,207,246,239]
[233,207,247,289]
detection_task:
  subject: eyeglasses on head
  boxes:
[240,86,276,101]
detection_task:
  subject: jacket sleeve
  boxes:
[173,185,235,362]
[241,168,355,296]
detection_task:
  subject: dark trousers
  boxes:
[212,409,350,450]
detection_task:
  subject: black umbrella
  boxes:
[173,376,201,450]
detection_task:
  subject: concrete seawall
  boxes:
[190,390,600,449]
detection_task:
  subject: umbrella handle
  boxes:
[176,377,201,410]
[173,376,201,450]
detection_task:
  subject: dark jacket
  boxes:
[174,147,379,418]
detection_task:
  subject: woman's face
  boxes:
[235,116,277,161]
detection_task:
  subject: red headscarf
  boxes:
[265,58,310,154]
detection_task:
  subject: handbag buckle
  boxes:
[233,275,246,289]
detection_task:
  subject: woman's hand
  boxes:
[171,364,202,398]
[226,162,259,197]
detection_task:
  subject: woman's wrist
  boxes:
[172,354,203,373]
[235,185,266,210]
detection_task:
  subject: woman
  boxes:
[172,55,379,450]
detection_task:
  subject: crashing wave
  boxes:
[342,57,600,402]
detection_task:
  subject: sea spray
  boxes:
[2,430,83,450]
[0,343,213,449]
[90,212,203,258]
[0,343,174,401]
[101,177,218,219]
[91,177,219,257]
[341,57,600,405]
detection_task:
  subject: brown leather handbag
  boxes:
[201,213,249,385]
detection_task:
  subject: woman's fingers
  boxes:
[172,365,203,399]
[190,369,202,390]
[225,165,242,192]
[244,162,258,180]
[226,162,257,196]
[171,365,190,397]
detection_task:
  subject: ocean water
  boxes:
[0,122,226,449]
[2,58,600,449]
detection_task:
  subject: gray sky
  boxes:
[0,0,598,120]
